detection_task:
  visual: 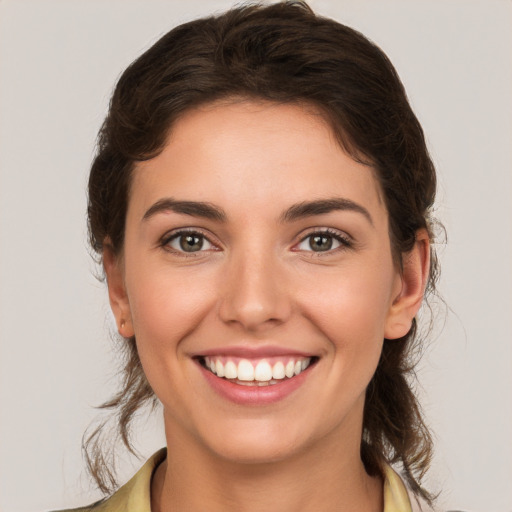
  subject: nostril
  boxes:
[218,296,292,331]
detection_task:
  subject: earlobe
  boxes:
[103,242,134,338]
[384,229,430,340]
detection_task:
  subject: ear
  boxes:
[103,242,134,338]
[384,229,430,340]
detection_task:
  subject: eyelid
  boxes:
[292,227,353,253]
[158,226,352,256]
[159,227,221,254]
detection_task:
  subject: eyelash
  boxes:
[159,227,353,256]
[160,229,219,257]
[294,228,353,255]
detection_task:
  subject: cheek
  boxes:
[297,264,396,345]
[126,265,216,351]
[296,263,396,396]
[125,266,218,415]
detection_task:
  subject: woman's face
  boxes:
[107,100,416,464]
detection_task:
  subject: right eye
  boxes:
[163,231,215,254]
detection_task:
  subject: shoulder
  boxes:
[50,448,167,512]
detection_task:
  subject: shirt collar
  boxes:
[93,449,413,512]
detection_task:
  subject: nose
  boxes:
[218,248,292,332]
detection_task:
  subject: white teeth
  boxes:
[203,356,313,382]
[272,361,285,379]
[237,359,255,381]
[215,359,225,378]
[224,360,237,379]
[254,360,273,381]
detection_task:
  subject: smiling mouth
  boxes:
[198,356,318,386]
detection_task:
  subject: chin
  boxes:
[213,440,299,466]
[199,419,313,465]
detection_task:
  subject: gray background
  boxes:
[0,1,511,511]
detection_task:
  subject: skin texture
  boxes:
[104,101,429,512]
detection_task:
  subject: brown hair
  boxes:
[85,1,440,503]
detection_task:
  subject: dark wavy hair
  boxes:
[85,1,440,504]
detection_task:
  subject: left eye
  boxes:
[166,232,214,253]
[296,232,346,252]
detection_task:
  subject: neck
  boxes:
[151,416,383,512]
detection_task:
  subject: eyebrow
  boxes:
[280,198,374,226]
[142,198,227,222]
[142,196,373,226]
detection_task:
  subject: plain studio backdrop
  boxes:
[0,1,510,511]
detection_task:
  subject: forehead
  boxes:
[130,100,384,219]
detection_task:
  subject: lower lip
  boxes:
[198,362,314,405]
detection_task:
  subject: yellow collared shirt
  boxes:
[60,449,426,512]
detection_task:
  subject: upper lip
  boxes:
[193,345,316,358]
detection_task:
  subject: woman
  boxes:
[73,2,440,510]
